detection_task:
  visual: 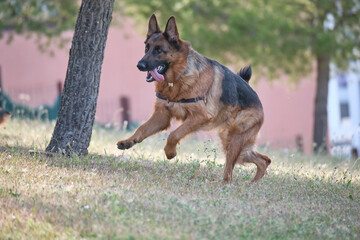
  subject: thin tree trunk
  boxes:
[313,54,330,153]
[46,0,114,155]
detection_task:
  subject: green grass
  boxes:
[0,119,359,239]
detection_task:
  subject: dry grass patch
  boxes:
[0,119,359,239]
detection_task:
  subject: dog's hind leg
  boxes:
[242,151,271,183]
[221,108,270,184]
[220,130,244,184]
[234,126,271,183]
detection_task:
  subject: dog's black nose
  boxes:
[137,61,147,71]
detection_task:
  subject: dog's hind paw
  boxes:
[116,140,134,150]
[164,144,177,159]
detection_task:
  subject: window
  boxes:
[338,74,347,88]
[340,102,350,119]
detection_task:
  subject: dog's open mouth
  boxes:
[146,64,169,82]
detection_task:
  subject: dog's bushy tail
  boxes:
[237,65,252,83]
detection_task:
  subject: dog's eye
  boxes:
[145,46,149,53]
[154,46,162,53]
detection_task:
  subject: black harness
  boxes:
[156,93,206,103]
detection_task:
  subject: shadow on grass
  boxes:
[1,143,359,191]
[0,144,34,155]
[1,143,360,239]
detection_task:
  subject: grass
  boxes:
[0,118,359,239]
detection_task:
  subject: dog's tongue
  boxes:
[150,69,164,82]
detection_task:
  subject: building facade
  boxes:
[328,61,360,158]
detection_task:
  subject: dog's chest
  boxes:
[165,102,187,120]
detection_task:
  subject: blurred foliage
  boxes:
[0,1,125,50]
[0,0,78,36]
[0,0,78,47]
[123,0,360,78]
[0,0,358,76]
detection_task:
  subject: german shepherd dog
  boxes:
[117,14,271,184]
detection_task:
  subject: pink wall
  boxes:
[95,24,155,123]
[0,34,68,107]
[254,79,315,154]
[0,23,155,125]
[0,22,316,153]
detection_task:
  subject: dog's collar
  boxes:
[156,93,206,104]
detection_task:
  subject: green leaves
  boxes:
[0,0,78,38]
[123,0,360,79]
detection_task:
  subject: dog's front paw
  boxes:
[116,140,135,150]
[164,144,177,159]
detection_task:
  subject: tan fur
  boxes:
[117,15,271,184]
[0,109,10,126]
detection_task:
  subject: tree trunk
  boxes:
[313,54,330,153]
[46,0,114,155]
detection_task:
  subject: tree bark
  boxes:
[46,0,114,155]
[313,54,330,153]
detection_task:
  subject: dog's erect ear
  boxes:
[164,16,179,42]
[147,14,161,39]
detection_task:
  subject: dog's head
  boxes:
[137,14,188,82]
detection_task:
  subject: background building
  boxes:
[328,61,360,158]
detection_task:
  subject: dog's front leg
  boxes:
[117,108,171,150]
[164,115,208,159]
